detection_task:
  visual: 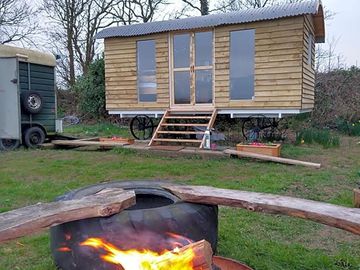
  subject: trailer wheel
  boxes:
[21,91,43,114]
[130,115,154,140]
[24,127,45,148]
[0,139,20,151]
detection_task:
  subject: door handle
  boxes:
[10,78,18,84]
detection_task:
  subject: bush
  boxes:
[313,67,360,128]
[73,58,106,119]
[336,118,360,136]
[295,128,340,148]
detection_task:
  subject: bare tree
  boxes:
[0,0,39,45]
[110,0,168,25]
[175,0,236,17]
[43,0,85,86]
[44,0,168,87]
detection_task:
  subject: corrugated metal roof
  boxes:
[96,0,321,39]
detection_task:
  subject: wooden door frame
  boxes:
[169,30,215,110]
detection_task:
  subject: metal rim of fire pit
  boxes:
[213,256,253,270]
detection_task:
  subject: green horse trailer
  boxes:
[0,45,59,150]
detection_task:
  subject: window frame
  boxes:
[229,28,256,101]
[136,39,157,103]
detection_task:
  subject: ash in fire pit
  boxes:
[51,181,218,270]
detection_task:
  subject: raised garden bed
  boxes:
[236,143,281,157]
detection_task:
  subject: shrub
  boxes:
[295,128,340,148]
[313,67,360,128]
[73,58,106,119]
[336,118,360,136]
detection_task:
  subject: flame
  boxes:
[80,237,196,270]
[58,247,72,252]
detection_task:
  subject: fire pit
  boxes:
[50,181,218,269]
[213,256,253,270]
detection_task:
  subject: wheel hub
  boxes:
[28,95,41,109]
[30,133,41,144]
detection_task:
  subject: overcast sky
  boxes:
[322,0,360,67]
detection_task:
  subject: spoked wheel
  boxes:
[242,115,286,142]
[130,115,154,140]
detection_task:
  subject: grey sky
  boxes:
[322,0,360,67]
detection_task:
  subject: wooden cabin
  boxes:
[96,0,325,147]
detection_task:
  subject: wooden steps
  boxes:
[149,109,217,149]
[157,131,205,135]
[161,123,209,127]
[165,116,211,120]
[153,138,202,143]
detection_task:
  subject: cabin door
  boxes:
[171,31,214,108]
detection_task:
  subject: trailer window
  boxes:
[229,29,255,100]
[137,40,157,102]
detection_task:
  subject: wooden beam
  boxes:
[224,149,321,169]
[354,189,360,208]
[163,185,360,235]
[0,189,136,243]
[52,140,128,147]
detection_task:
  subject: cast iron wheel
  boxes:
[24,127,45,148]
[21,91,43,114]
[242,115,272,141]
[242,115,286,142]
[50,181,218,270]
[130,115,154,140]
[0,139,20,151]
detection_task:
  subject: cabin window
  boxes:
[308,33,314,67]
[137,40,157,102]
[229,29,255,100]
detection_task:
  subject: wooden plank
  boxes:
[165,116,211,119]
[157,131,205,135]
[224,149,321,168]
[161,123,209,127]
[149,109,169,146]
[153,138,202,143]
[0,189,136,243]
[354,189,360,208]
[163,185,360,236]
[52,140,128,147]
[200,109,217,148]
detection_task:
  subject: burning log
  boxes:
[179,239,213,270]
[80,238,213,270]
[156,239,213,270]
[0,188,136,243]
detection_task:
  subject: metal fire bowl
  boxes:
[213,256,253,270]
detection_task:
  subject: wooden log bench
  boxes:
[1,185,359,244]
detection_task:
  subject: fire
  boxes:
[80,237,196,270]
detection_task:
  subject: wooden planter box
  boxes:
[99,137,135,145]
[236,143,281,157]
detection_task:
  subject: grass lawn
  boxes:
[0,124,359,269]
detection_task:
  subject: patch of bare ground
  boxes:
[292,225,360,254]
[297,136,360,169]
